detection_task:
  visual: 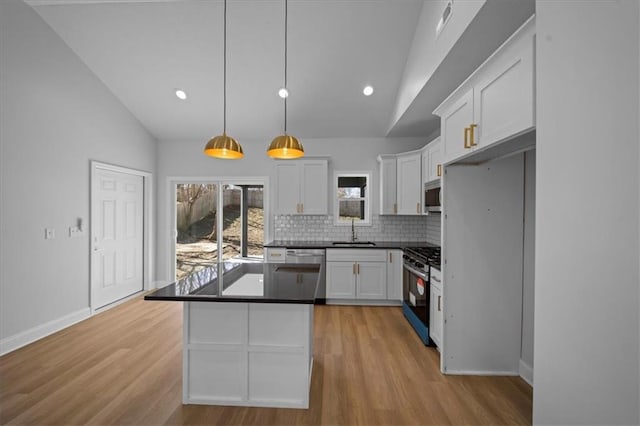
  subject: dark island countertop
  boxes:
[145,262,321,304]
[264,240,439,249]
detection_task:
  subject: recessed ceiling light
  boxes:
[363,86,374,96]
[278,87,289,99]
[175,89,187,100]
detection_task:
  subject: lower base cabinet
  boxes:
[325,262,356,298]
[326,249,388,301]
[386,249,403,302]
[183,302,313,408]
[429,268,443,348]
[355,262,386,299]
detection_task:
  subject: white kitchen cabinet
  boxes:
[326,261,356,299]
[273,159,328,215]
[355,262,386,299]
[429,267,443,349]
[434,17,535,165]
[326,249,387,301]
[386,249,403,302]
[377,155,397,215]
[264,247,286,263]
[439,91,474,165]
[422,137,443,185]
[396,151,422,215]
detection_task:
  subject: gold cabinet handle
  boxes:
[464,127,470,148]
[417,202,420,214]
[271,253,281,257]
[393,203,397,214]
[438,295,441,311]
[357,263,360,274]
[469,124,478,147]
[353,263,356,275]
[437,164,442,177]
[389,252,392,263]
[296,203,300,213]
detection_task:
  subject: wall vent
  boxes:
[436,1,453,37]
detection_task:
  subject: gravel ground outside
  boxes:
[175,206,264,280]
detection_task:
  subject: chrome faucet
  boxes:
[351,218,357,242]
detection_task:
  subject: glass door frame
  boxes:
[167,176,269,281]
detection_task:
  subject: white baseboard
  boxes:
[443,369,519,376]
[326,299,402,306]
[93,290,144,314]
[519,359,534,386]
[0,307,91,356]
[150,280,170,290]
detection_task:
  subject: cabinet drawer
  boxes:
[265,248,286,263]
[326,248,387,262]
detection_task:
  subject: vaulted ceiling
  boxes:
[26,0,534,143]
[28,0,424,141]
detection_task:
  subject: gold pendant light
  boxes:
[204,0,243,159]
[267,0,304,159]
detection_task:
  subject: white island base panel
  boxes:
[183,302,314,409]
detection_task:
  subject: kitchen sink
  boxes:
[331,241,376,247]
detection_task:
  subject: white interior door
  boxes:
[92,168,144,308]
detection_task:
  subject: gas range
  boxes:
[403,246,441,272]
[401,245,441,346]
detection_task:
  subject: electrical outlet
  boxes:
[45,228,55,240]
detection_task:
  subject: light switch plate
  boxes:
[45,228,55,239]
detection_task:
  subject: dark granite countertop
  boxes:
[145,262,321,304]
[264,240,439,249]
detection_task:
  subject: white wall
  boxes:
[390,0,484,127]
[535,1,639,425]
[0,0,157,345]
[521,150,535,381]
[156,137,427,281]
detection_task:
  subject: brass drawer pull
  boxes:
[469,124,477,147]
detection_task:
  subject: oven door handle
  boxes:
[403,263,429,281]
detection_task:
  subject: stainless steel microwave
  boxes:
[424,183,441,213]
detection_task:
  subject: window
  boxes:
[174,181,265,280]
[335,172,371,225]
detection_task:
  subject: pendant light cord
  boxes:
[284,0,288,134]
[223,0,227,134]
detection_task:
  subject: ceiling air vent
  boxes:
[436,1,453,37]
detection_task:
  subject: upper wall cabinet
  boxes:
[396,151,422,215]
[434,16,535,165]
[378,155,397,215]
[422,137,442,185]
[273,159,328,215]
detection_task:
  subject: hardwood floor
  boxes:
[0,297,532,425]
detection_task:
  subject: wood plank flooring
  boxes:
[0,297,532,425]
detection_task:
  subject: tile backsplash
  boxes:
[274,213,442,245]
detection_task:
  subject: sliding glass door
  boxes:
[175,182,264,280]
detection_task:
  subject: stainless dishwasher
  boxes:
[285,249,326,303]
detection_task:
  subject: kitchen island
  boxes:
[145,262,321,409]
